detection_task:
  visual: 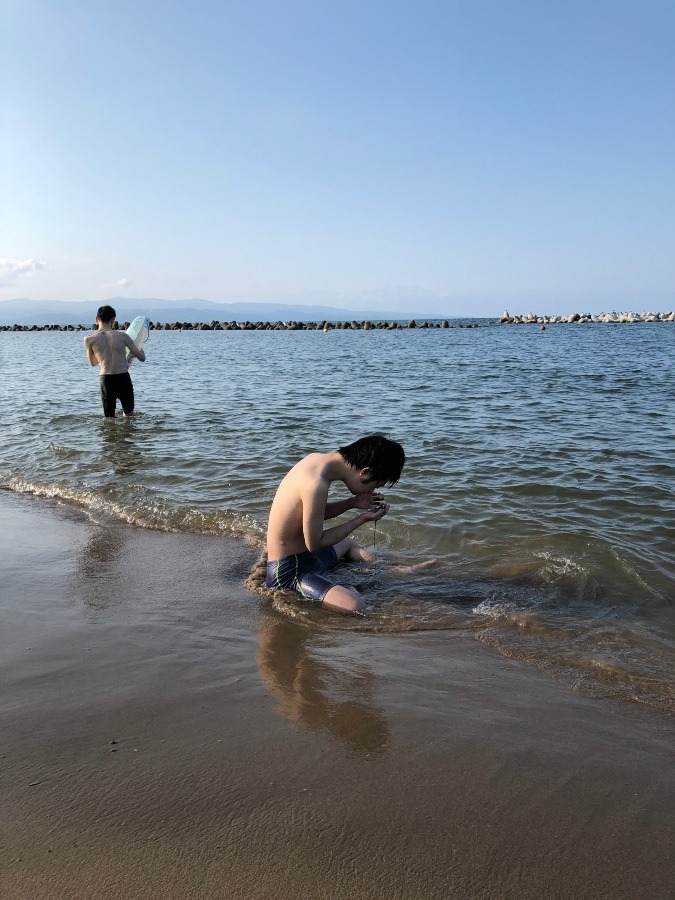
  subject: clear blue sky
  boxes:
[2,0,673,315]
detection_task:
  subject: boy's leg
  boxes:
[100,376,116,417]
[295,550,366,615]
[321,584,365,615]
[333,537,375,563]
[317,541,370,614]
[118,373,135,416]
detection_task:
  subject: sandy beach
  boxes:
[1,490,673,900]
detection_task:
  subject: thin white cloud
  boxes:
[102,277,133,290]
[0,258,45,287]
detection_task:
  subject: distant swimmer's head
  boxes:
[338,434,405,488]
[97,305,116,324]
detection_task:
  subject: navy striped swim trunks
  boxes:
[265,547,339,602]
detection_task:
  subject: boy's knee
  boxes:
[322,587,365,615]
[333,537,355,560]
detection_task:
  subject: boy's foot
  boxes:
[393,559,437,573]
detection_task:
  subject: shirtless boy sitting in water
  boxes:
[266,434,405,615]
[84,305,145,417]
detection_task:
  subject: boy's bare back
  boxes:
[267,453,331,559]
[84,329,142,374]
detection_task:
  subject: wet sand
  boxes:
[1,491,673,900]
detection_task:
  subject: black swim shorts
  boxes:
[100,372,134,417]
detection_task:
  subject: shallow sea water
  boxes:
[1,322,674,713]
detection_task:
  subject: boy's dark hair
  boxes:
[97,305,116,323]
[338,434,405,486]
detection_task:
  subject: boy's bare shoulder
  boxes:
[298,451,324,467]
[294,452,331,478]
[281,453,330,492]
[296,454,335,503]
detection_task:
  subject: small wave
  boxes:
[532,551,588,579]
[472,598,553,634]
[47,443,83,459]
[473,596,517,617]
[2,476,265,545]
[609,546,670,602]
[475,624,675,717]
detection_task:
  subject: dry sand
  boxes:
[1,491,673,899]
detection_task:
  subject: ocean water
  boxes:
[1,322,674,714]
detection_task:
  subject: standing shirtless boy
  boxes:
[266,434,405,614]
[84,305,146,416]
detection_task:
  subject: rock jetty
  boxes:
[0,319,486,332]
[5,312,671,331]
[499,310,674,325]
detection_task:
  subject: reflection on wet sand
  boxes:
[98,417,143,478]
[256,619,390,755]
[76,524,127,610]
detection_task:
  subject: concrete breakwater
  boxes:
[500,310,674,325]
[3,312,674,331]
[0,319,475,332]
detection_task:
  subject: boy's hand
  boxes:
[359,501,389,522]
[352,492,384,510]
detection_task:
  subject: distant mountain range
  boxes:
[0,298,450,326]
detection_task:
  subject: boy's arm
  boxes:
[324,493,383,520]
[83,334,98,367]
[303,482,386,552]
[324,497,356,519]
[122,333,146,361]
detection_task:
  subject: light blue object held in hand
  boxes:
[125,316,150,366]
